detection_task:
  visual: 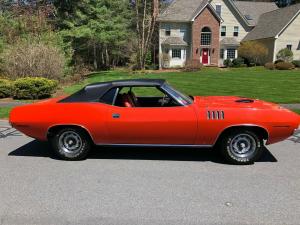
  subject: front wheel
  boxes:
[220,130,264,165]
[50,128,91,160]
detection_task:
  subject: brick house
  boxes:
[158,0,300,68]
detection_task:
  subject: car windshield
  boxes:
[162,84,193,106]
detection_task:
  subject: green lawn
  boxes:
[64,67,300,104]
[0,107,12,119]
[293,109,300,114]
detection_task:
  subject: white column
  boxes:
[169,48,172,68]
[273,38,277,62]
[182,48,186,67]
[224,49,228,60]
[235,49,238,59]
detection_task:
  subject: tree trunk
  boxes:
[135,0,159,70]
[93,42,98,70]
[105,46,109,68]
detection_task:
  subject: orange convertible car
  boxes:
[9,79,300,164]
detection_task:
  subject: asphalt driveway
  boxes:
[1,120,300,225]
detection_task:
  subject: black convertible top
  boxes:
[59,79,166,103]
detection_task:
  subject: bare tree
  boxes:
[135,0,159,69]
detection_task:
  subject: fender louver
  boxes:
[207,111,225,120]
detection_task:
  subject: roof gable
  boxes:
[243,4,300,41]
[191,2,223,22]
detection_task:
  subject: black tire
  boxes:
[50,127,91,160]
[220,129,264,165]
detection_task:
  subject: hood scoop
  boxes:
[235,99,254,103]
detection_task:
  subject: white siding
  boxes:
[169,48,187,67]
[159,22,191,68]
[275,12,300,61]
[210,0,250,42]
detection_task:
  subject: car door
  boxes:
[106,105,198,145]
[105,86,198,145]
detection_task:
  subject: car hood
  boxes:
[194,96,280,109]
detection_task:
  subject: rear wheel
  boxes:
[220,129,264,165]
[50,128,91,160]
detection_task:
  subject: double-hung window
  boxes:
[172,49,181,59]
[216,4,222,17]
[234,26,239,37]
[221,26,226,37]
[227,49,236,59]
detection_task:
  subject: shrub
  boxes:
[238,41,268,65]
[223,59,233,67]
[274,59,284,64]
[275,62,295,70]
[292,60,300,68]
[184,59,203,72]
[276,48,293,62]
[232,57,245,67]
[0,79,13,98]
[1,42,66,80]
[13,77,58,100]
[265,62,275,70]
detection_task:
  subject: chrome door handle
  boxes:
[112,113,120,119]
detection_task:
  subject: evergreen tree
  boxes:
[54,0,133,69]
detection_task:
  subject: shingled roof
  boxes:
[243,4,300,41]
[162,37,188,46]
[220,37,240,46]
[158,0,209,22]
[234,1,278,26]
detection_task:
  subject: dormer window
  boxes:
[216,4,222,17]
[245,15,253,20]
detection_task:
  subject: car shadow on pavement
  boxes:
[8,140,278,164]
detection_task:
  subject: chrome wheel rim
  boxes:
[229,134,257,158]
[58,131,83,155]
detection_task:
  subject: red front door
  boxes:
[202,48,209,64]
